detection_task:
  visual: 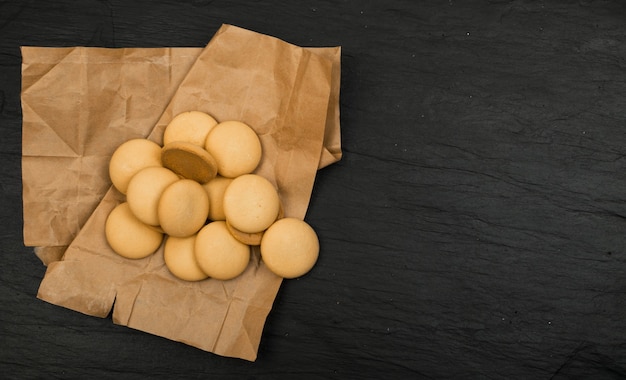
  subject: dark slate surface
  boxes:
[2,1,626,378]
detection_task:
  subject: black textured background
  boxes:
[2,1,626,379]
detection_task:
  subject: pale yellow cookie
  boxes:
[201,175,233,221]
[109,138,162,194]
[225,220,264,246]
[204,120,262,178]
[225,200,284,245]
[163,234,208,282]
[126,166,179,226]
[223,174,280,234]
[260,218,319,279]
[158,179,210,238]
[161,141,218,183]
[105,202,164,259]
[194,221,250,281]
[163,111,218,147]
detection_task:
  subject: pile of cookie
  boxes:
[105,111,319,281]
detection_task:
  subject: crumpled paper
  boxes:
[22,24,341,361]
[22,46,203,263]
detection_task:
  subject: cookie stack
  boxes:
[105,111,319,281]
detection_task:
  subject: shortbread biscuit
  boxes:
[163,234,208,282]
[109,138,162,194]
[105,202,164,259]
[126,166,179,226]
[194,221,251,281]
[161,141,218,183]
[223,174,280,234]
[225,220,264,246]
[163,111,217,147]
[260,218,319,279]
[158,179,210,238]
[204,120,262,178]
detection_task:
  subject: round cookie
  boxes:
[161,141,218,183]
[194,221,250,281]
[163,234,208,282]
[109,138,162,194]
[163,111,218,147]
[260,218,319,279]
[158,179,210,238]
[223,174,280,234]
[105,202,164,259]
[201,175,233,221]
[126,166,179,226]
[204,120,262,178]
[225,220,264,246]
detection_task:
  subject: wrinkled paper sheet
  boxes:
[22,24,341,361]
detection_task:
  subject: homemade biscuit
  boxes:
[225,221,264,246]
[225,200,284,245]
[109,138,162,194]
[163,111,217,147]
[158,179,210,238]
[163,234,208,282]
[105,202,164,259]
[204,120,262,178]
[194,221,250,281]
[161,141,218,183]
[260,218,319,279]
[223,174,280,234]
[126,166,179,226]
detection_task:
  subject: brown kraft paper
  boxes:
[22,39,341,266]
[26,24,341,361]
[21,46,203,263]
